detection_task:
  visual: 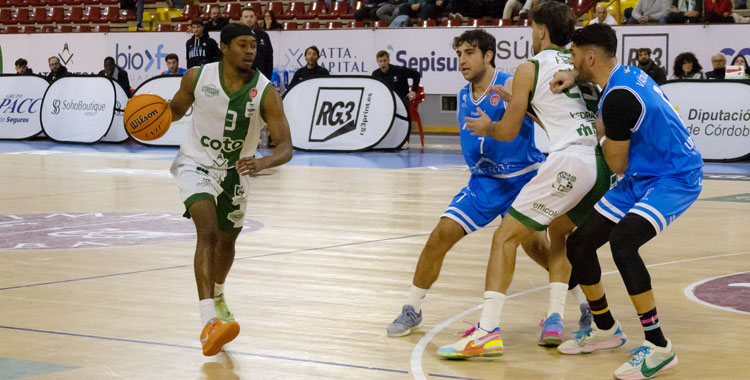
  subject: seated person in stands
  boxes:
[47,56,70,83]
[636,48,667,85]
[626,0,670,23]
[704,0,735,22]
[162,53,188,75]
[287,46,330,90]
[589,4,618,24]
[730,54,750,78]
[204,6,229,32]
[15,58,33,75]
[264,10,282,30]
[671,52,704,79]
[99,56,132,97]
[706,53,726,79]
[663,0,701,23]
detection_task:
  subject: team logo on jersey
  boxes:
[309,88,363,142]
[201,84,220,97]
[553,171,576,194]
[490,94,500,106]
[249,88,258,99]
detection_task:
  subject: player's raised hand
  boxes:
[489,83,512,102]
[549,70,577,94]
[236,156,267,176]
[465,107,492,136]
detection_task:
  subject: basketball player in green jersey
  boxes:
[168,23,293,356]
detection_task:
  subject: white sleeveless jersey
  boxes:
[528,49,599,153]
[179,62,272,169]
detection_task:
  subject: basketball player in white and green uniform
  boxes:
[168,23,293,356]
[438,2,614,358]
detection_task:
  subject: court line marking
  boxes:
[0,325,483,380]
[683,271,750,315]
[410,250,750,380]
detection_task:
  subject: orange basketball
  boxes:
[123,93,173,141]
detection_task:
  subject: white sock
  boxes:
[199,298,217,326]
[407,285,428,312]
[214,282,224,297]
[548,282,568,318]
[479,291,505,331]
[570,285,588,306]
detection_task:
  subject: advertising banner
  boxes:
[40,76,116,143]
[133,75,192,146]
[0,75,47,140]
[662,80,750,161]
[283,76,407,151]
[101,80,130,143]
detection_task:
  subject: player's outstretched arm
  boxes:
[549,69,578,94]
[465,61,534,141]
[169,68,198,122]
[236,87,293,176]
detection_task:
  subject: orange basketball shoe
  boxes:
[200,317,240,356]
[437,323,504,359]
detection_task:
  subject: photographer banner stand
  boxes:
[101,80,130,143]
[283,76,410,152]
[40,76,116,144]
[132,75,192,147]
[0,74,48,140]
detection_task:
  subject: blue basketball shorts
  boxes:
[594,169,703,234]
[442,170,538,234]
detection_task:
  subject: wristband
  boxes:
[599,136,607,146]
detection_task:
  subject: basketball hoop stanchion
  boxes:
[409,85,426,147]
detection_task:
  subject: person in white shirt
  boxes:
[589,4,618,25]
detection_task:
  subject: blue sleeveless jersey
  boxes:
[599,65,703,177]
[458,71,545,177]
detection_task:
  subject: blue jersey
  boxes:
[599,65,703,177]
[458,71,545,177]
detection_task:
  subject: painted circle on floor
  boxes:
[686,272,750,314]
[0,212,264,250]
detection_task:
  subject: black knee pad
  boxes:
[610,214,656,295]
[566,212,614,286]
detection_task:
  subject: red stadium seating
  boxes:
[120,9,135,22]
[57,24,72,32]
[28,0,45,6]
[440,18,461,27]
[325,21,342,29]
[0,0,10,7]
[348,20,364,28]
[266,2,284,18]
[224,3,241,20]
[41,25,55,33]
[5,25,19,33]
[76,24,91,32]
[10,0,28,7]
[94,24,109,32]
[345,1,361,18]
[157,23,172,31]
[21,25,36,33]
[82,0,98,5]
[281,1,305,20]
[171,3,198,22]
[566,0,595,17]
[84,6,104,23]
[14,8,33,24]
[419,19,437,27]
[248,2,262,19]
[175,23,190,32]
[31,7,48,24]
[468,18,485,27]
[100,0,118,4]
[373,19,388,28]
[300,1,326,20]
[283,21,297,30]
[0,9,12,24]
[48,7,66,23]
[320,1,349,19]
[65,6,84,23]
[102,5,120,23]
[63,0,80,5]
[47,0,63,4]
[304,21,320,29]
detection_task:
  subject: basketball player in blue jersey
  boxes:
[550,24,703,379]
[387,29,592,353]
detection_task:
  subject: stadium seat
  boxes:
[171,3,198,22]
[10,0,28,7]
[14,8,33,24]
[94,24,108,32]
[48,7,65,23]
[120,9,135,22]
[281,1,305,20]
[300,1,326,20]
[102,5,120,23]
[266,2,284,18]
[28,0,46,6]
[566,0,595,17]
[0,0,10,7]
[46,0,63,4]
[76,24,91,32]
[100,0,118,4]
[320,1,347,19]
[468,18,485,27]
[84,6,104,23]
[224,3,241,20]
[419,19,437,27]
[304,21,320,29]
[325,21,342,29]
[175,22,190,32]
[344,1,360,18]
[31,7,48,24]
[283,21,297,30]
[440,18,461,27]
[248,2,262,19]
[492,18,511,26]
[82,0,98,5]
[157,23,171,31]
[65,6,84,23]
[41,25,54,32]
[409,85,426,147]
[373,19,388,28]
[57,24,72,32]
[348,20,364,28]
[21,25,36,33]
[5,25,18,33]
[0,9,12,24]
[62,0,79,4]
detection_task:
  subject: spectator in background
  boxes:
[730,54,750,78]
[705,52,726,79]
[671,52,704,79]
[372,50,420,106]
[636,48,667,84]
[204,6,229,32]
[162,53,188,75]
[626,0,670,23]
[419,0,448,20]
[377,0,407,22]
[240,7,274,79]
[355,0,383,21]
[264,10,282,30]
[288,46,330,90]
[46,56,70,83]
[15,58,33,75]
[100,56,132,97]
[502,0,535,23]
[186,19,220,69]
[589,3,618,24]
[663,0,701,23]
[136,0,144,31]
[704,0,735,22]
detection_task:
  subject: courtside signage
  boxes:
[101,79,130,142]
[40,76,116,143]
[133,75,192,146]
[0,75,47,140]
[663,81,750,161]
[284,77,400,151]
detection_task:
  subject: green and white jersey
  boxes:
[180,61,272,169]
[528,49,599,153]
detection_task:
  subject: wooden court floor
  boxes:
[0,144,748,380]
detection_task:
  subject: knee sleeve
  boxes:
[566,211,615,286]
[610,213,657,295]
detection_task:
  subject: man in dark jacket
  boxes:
[636,48,667,85]
[240,7,273,79]
[288,45,330,90]
[705,52,726,79]
[186,18,220,69]
[99,56,132,97]
[204,6,229,32]
[372,50,421,105]
[46,56,70,82]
